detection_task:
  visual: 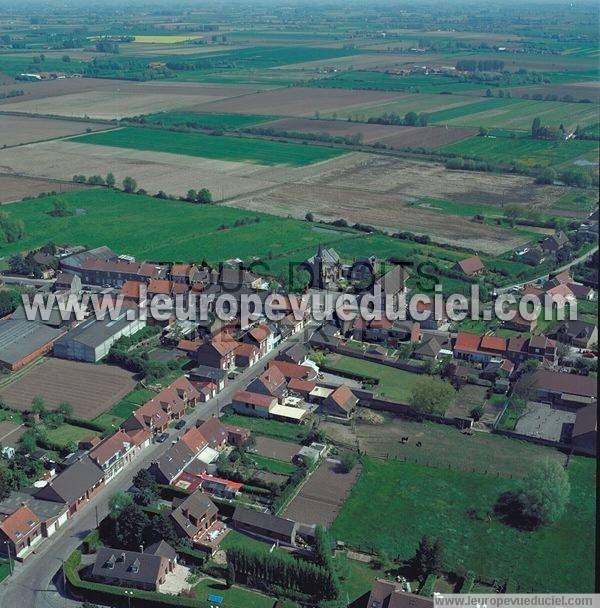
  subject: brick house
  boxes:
[0,505,43,561]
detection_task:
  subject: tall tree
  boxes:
[113,503,150,550]
[518,459,570,526]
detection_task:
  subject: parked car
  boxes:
[156,432,169,443]
[174,419,186,429]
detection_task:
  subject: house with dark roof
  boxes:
[0,505,43,561]
[278,342,309,365]
[53,272,82,294]
[413,335,450,360]
[303,245,342,289]
[367,578,433,608]
[319,385,358,419]
[551,320,597,349]
[34,456,104,516]
[232,506,298,546]
[247,366,287,398]
[540,231,569,254]
[150,441,198,485]
[189,366,228,392]
[502,310,538,333]
[454,255,485,276]
[90,544,175,591]
[170,491,224,553]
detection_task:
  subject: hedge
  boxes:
[460,570,476,593]
[419,574,437,596]
[65,417,106,433]
[82,529,101,554]
[176,544,209,566]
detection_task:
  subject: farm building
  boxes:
[571,405,597,456]
[454,255,485,276]
[53,313,145,362]
[533,370,597,408]
[232,506,299,546]
[0,319,65,371]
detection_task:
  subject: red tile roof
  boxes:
[268,359,316,380]
[456,255,484,276]
[120,280,146,300]
[248,323,272,343]
[233,390,275,409]
[177,339,202,353]
[480,335,507,353]
[235,343,258,357]
[0,506,40,543]
[287,378,317,393]
[180,426,208,453]
[89,429,131,466]
[454,332,481,353]
[147,279,172,294]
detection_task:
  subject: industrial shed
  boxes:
[53,313,145,363]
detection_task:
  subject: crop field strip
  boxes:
[70,127,347,166]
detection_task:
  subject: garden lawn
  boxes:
[331,456,596,592]
[220,529,285,555]
[71,127,346,166]
[0,560,10,582]
[438,136,599,168]
[220,411,307,442]
[44,423,100,448]
[324,354,422,403]
[193,577,273,608]
[250,454,297,475]
[93,388,154,430]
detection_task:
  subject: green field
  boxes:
[71,127,346,166]
[0,189,355,267]
[310,70,486,94]
[139,112,273,130]
[323,354,424,403]
[220,411,307,443]
[0,189,483,287]
[432,98,599,131]
[331,456,596,592]
[438,135,599,167]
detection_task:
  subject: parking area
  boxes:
[515,402,576,443]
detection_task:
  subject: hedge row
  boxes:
[460,570,476,593]
[419,574,437,596]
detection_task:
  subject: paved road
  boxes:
[0,329,309,608]
[495,245,598,294]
